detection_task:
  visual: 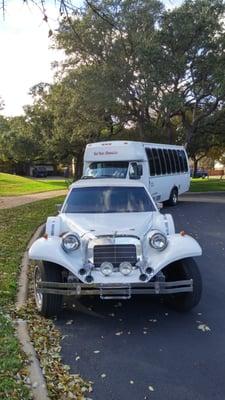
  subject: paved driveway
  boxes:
[55,193,225,400]
[0,190,67,209]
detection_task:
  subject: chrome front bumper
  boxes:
[37,279,193,299]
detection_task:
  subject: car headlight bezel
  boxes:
[119,261,133,276]
[100,262,114,276]
[149,231,168,251]
[61,232,80,252]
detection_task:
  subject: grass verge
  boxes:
[0,173,67,196]
[0,196,65,399]
[190,178,225,192]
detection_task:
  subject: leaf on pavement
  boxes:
[197,323,211,332]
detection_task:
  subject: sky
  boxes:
[0,0,183,116]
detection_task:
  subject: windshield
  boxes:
[63,186,155,213]
[84,161,128,179]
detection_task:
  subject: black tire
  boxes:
[34,262,63,317]
[167,188,178,206]
[163,258,202,312]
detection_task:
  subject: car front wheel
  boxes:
[34,262,63,317]
[163,258,202,311]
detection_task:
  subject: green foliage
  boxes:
[158,0,225,143]
[2,0,225,170]
[190,178,225,192]
[0,312,31,400]
[0,196,65,399]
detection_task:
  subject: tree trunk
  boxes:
[75,151,84,180]
[137,113,145,140]
[193,158,198,177]
[166,120,174,144]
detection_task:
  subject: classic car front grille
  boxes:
[93,244,137,268]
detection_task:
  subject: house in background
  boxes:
[29,164,55,177]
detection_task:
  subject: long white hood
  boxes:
[60,212,155,238]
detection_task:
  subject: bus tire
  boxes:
[167,188,178,206]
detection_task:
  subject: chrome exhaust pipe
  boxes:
[84,261,94,283]
[85,274,94,283]
[139,273,147,281]
[137,263,147,281]
[78,268,86,276]
[145,267,153,275]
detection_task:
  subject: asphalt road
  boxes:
[55,193,225,400]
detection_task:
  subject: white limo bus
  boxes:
[83,141,190,205]
[29,179,202,317]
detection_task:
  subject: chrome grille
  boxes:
[93,244,137,268]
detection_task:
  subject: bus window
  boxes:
[168,149,176,173]
[158,149,166,174]
[145,148,156,176]
[181,150,188,172]
[152,148,162,175]
[173,150,181,172]
[178,150,184,172]
[163,149,171,173]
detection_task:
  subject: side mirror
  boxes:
[156,202,163,210]
[137,164,143,177]
[56,204,62,213]
[129,163,143,179]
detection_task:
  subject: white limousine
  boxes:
[29,179,202,317]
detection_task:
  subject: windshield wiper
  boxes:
[81,175,95,179]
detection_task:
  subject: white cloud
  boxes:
[0,0,62,116]
[0,0,183,116]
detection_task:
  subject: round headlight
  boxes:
[149,232,168,251]
[100,262,113,276]
[119,261,132,276]
[62,233,80,252]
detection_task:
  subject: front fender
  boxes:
[29,234,202,283]
[149,233,202,275]
[29,237,84,275]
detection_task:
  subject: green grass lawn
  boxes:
[0,172,68,196]
[190,178,225,192]
[0,196,65,399]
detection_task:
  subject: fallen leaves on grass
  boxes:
[15,265,92,400]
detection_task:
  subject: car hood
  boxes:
[60,212,155,238]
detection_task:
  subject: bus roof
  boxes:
[84,141,185,162]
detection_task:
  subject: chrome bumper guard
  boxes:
[37,279,193,298]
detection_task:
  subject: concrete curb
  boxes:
[16,223,49,400]
[182,191,225,195]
